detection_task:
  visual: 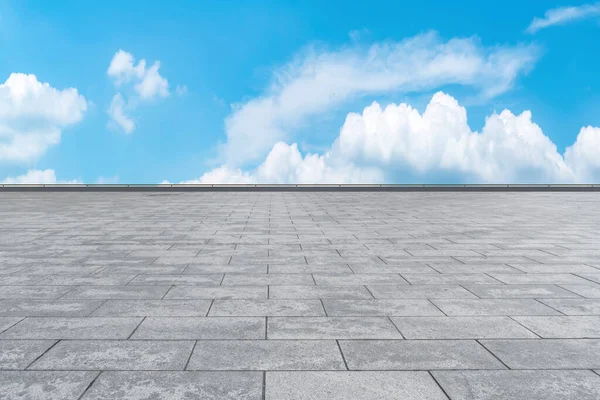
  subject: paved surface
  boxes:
[1,191,600,399]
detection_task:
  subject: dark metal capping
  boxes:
[0,184,599,192]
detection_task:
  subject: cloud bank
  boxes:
[190,92,600,184]
[1,169,80,184]
[220,32,540,166]
[0,73,87,163]
[527,3,600,33]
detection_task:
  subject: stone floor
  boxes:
[1,191,600,399]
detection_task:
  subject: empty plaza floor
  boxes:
[1,190,600,399]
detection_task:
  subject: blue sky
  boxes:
[1,0,599,183]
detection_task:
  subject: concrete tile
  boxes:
[188,340,345,370]
[539,298,600,315]
[91,300,212,317]
[269,264,353,274]
[392,316,538,339]
[129,274,223,285]
[481,339,600,369]
[431,299,560,316]
[464,284,579,298]
[433,370,600,400]
[339,340,504,370]
[131,317,265,339]
[34,275,136,286]
[0,286,73,300]
[265,371,447,400]
[210,299,325,316]
[31,340,194,370]
[559,284,600,298]
[0,317,22,332]
[0,300,103,317]
[322,299,444,316]
[269,286,373,299]
[0,340,55,369]
[0,371,97,399]
[401,274,501,285]
[221,274,315,285]
[489,273,593,285]
[313,274,408,285]
[1,317,142,339]
[349,264,438,274]
[267,317,402,339]
[513,316,600,338]
[165,286,267,300]
[81,371,263,400]
[63,286,171,299]
[184,264,267,274]
[368,285,476,299]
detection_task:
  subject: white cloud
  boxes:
[107,50,171,133]
[527,3,600,33]
[107,93,135,134]
[564,126,600,182]
[175,84,188,96]
[191,92,600,184]
[1,169,80,184]
[221,32,539,166]
[0,73,87,163]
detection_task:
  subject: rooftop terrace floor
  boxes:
[1,191,600,399]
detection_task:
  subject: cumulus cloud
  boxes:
[106,50,170,133]
[107,93,135,134]
[220,32,539,166]
[0,73,87,163]
[527,3,600,33]
[1,169,80,184]
[191,92,600,184]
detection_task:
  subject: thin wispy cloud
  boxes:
[527,3,600,33]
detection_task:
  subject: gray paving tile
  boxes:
[62,286,171,299]
[31,340,194,370]
[464,284,580,298]
[269,264,354,274]
[401,273,500,285]
[221,274,314,285]
[269,286,373,299]
[129,274,223,285]
[391,316,538,339]
[512,316,600,338]
[481,339,600,369]
[0,317,23,332]
[0,286,73,300]
[433,370,600,400]
[539,298,600,315]
[0,300,103,317]
[165,286,268,299]
[34,275,136,286]
[187,340,345,370]
[91,300,212,317]
[339,340,504,370]
[313,274,408,285]
[210,299,325,316]
[489,273,593,285]
[131,317,265,339]
[1,317,142,339]
[267,316,402,339]
[368,285,477,299]
[184,264,267,274]
[81,371,262,400]
[0,340,55,369]
[431,298,561,316]
[0,371,97,400]
[322,299,444,316]
[559,284,600,298]
[265,371,447,400]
